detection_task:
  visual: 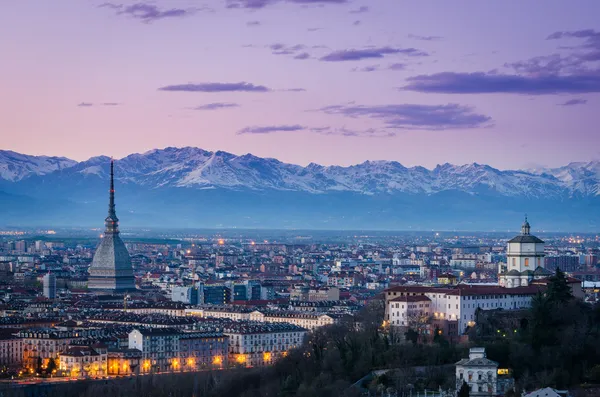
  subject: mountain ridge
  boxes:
[1,148,598,230]
[1,147,598,198]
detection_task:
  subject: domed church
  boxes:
[87,160,136,292]
[498,217,551,288]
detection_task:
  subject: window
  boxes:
[512,258,516,267]
[525,258,529,267]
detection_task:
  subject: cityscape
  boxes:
[1,1,600,397]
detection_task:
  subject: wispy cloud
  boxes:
[77,102,121,107]
[281,88,307,92]
[238,125,306,134]
[237,124,392,137]
[294,52,311,60]
[191,103,240,110]
[317,103,492,130]
[320,46,427,62]
[349,6,369,14]
[558,98,587,106]
[99,2,200,23]
[246,20,261,26]
[388,63,406,71]
[403,29,600,95]
[269,43,305,55]
[402,71,600,95]
[351,65,379,72]
[158,82,270,92]
[226,0,348,9]
[408,34,442,41]
[352,20,361,26]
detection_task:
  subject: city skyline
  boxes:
[2,1,600,169]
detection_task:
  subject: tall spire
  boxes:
[105,158,119,234]
[521,214,530,235]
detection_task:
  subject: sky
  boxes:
[1,0,600,170]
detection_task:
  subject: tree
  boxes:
[458,380,470,397]
[46,358,57,375]
[546,268,572,304]
[36,356,43,374]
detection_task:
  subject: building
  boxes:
[107,348,142,375]
[88,160,136,292]
[499,217,546,288]
[385,284,539,336]
[43,273,57,299]
[128,328,228,373]
[455,347,498,396]
[58,345,107,378]
[171,286,199,305]
[290,286,340,302]
[178,331,228,371]
[0,336,23,368]
[524,388,570,397]
[18,329,82,370]
[202,284,232,305]
[387,295,431,328]
[249,311,339,330]
[223,322,306,367]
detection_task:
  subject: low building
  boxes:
[59,345,107,378]
[0,336,23,368]
[455,347,497,396]
[107,348,142,376]
[223,322,306,368]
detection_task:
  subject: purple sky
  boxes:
[1,0,599,169]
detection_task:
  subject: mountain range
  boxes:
[0,148,598,231]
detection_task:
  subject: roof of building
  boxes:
[390,295,431,303]
[523,387,568,397]
[455,357,498,367]
[508,235,545,243]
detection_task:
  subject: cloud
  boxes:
[559,98,587,106]
[191,103,240,110]
[408,34,442,41]
[77,102,121,107]
[226,0,348,9]
[320,46,427,61]
[237,124,392,137]
[349,6,369,13]
[99,2,198,22]
[238,125,306,134]
[388,63,406,71]
[310,126,394,137]
[281,88,307,92]
[402,71,600,94]
[307,27,322,32]
[403,29,600,96]
[294,52,311,60]
[269,43,306,55]
[317,103,492,130]
[351,65,379,72]
[352,20,361,26]
[246,20,261,26]
[158,82,270,92]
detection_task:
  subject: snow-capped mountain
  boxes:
[0,148,598,230]
[0,150,77,182]
[0,147,598,197]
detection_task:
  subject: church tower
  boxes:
[499,217,546,288]
[88,160,136,292]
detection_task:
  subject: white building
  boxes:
[43,273,56,299]
[387,295,431,327]
[455,347,498,396]
[385,284,538,335]
[499,218,547,288]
